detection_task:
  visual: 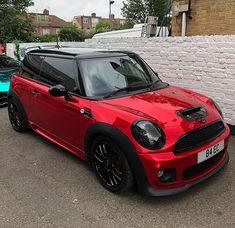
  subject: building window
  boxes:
[83,17,89,24]
[37,15,49,22]
[42,28,50,35]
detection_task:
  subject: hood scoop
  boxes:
[177,106,208,122]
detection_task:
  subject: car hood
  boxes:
[99,85,219,127]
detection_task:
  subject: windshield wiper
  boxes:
[149,80,169,90]
[103,84,150,99]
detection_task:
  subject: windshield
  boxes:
[80,54,161,97]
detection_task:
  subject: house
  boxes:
[171,0,235,36]
[30,9,70,36]
[72,13,126,31]
[73,13,101,30]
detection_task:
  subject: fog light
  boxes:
[157,170,165,178]
[157,168,177,183]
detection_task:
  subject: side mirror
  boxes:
[49,84,72,101]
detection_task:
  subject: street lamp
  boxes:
[109,0,114,19]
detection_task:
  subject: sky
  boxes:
[28,0,125,21]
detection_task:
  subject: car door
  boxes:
[16,54,44,119]
[29,56,93,156]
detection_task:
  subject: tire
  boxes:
[90,135,134,193]
[8,97,28,132]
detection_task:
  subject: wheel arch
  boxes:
[8,89,29,129]
[8,89,20,101]
[84,123,133,162]
[84,122,151,194]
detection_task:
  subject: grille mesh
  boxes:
[174,121,225,154]
[0,71,16,82]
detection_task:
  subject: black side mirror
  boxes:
[49,84,72,101]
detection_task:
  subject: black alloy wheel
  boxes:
[8,99,28,132]
[9,103,22,128]
[91,136,133,193]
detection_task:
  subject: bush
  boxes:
[33,34,59,42]
[59,26,83,42]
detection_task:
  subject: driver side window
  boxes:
[39,57,79,93]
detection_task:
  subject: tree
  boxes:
[0,0,35,43]
[121,0,171,25]
[95,21,111,34]
[148,0,171,26]
[121,0,148,23]
[58,26,83,42]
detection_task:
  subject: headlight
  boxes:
[131,120,165,150]
[211,99,223,118]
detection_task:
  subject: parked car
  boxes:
[0,55,21,106]
[8,48,230,196]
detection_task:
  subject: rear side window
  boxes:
[39,57,78,93]
[22,54,43,79]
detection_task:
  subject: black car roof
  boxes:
[28,48,136,59]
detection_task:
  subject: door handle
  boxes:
[31,90,40,96]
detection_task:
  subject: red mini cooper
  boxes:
[8,48,230,196]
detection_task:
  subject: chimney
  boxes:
[109,14,115,20]
[43,9,49,15]
[91,13,96,18]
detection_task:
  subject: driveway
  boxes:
[0,107,234,228]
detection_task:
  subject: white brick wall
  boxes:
[76,36,235,125]
[7,36,235,125]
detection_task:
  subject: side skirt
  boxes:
[30,122,85,160]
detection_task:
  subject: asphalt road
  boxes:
[0,107,234,228]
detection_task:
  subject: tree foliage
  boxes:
[58,26,83,42]
[148,0,171,25]
[0,0,35,43]
[95,21,111,34]
[121,0,147,24]
[119,20,135,30]
[33,34,59,42]
[121,0,171,24]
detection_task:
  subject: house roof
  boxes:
[29,13,70,28]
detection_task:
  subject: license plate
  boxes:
[197,140,224,164]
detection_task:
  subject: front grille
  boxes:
[174,120,225,154]
[0,72,12,82]
[182,150,224,180]
[0,70,17,83]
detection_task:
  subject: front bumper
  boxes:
[0,92,8,106]
[137,125,230,196]
[140,153,229,196]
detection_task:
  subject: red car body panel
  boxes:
[92,85,224,153]
[11,75,94,159]
[11,65,230,195]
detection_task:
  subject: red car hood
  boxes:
[100,86,219,127]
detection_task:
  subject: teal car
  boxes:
[0,55,21,106]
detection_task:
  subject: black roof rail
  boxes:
[28,49,77,56]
